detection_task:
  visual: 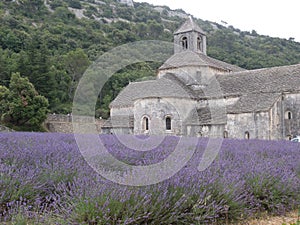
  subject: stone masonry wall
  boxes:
[45,114,105,133]
[226,112,270,140]
[284,93,300,137]
[133,97,197,136]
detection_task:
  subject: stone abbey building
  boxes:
[103,18,300,140]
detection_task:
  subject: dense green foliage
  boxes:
[207,26,300,69]
[0,73,49,131]
[1,0,300,122]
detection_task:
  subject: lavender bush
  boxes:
[0,132,299,224]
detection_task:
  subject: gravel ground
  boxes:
[234,211,299,225]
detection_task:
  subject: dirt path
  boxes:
[234,211,299,225]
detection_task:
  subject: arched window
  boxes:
[285,111,292,120]
[245,131,250,140]
[143,117,149,131]
[223,131,228,138]
[181,37,188,49]
[166,117,171,131]
[197,36,202,51]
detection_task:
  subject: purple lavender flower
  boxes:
[0,133,299,223]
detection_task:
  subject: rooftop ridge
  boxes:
[174,17,205,35]
[159,50,245,72]
[219,63,300,77]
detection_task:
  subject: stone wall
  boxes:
[225,94,300,141]
[0,125,14,132]
[45,114,105,133]
[284,93,300,138]
[186,124,225,137]
[133,97,197,135]
[226,112,270,140]
[269,98,283,140]
[174,32,206,55]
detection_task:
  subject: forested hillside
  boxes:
[1,0,300,122]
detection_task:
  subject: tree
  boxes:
[49,0,66,10]
[136,22,148,38]
[0,48,18,87]
[148,20,164,38]
[0,73,49,131]
[19,0,47,18]
[68,0,82,9]
[0,86,9,115]
[251,30,258,36]
[64,49,90,100]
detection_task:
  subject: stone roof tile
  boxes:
[185,106,227,125]
[159,51,245,72]
[227,93,281,114]
[217,63,300,95]
[174,17,205,34]
[111,61,300,116]
[110,74,197,108]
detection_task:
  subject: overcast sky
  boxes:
[135,0,300,42]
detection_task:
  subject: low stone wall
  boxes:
[0,125,14,132]
[45,114,105,133]
[46,114,73,122]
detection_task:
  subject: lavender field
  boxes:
[0,132,299,224]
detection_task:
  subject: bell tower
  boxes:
[174,17,207,55]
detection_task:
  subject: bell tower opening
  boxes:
[197,36,202,51]
[181,36,188,49]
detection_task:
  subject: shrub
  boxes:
[0,133,299,223]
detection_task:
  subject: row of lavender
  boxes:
[0,132,299,224]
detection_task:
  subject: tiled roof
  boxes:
[110,73,197,108]
[185,106,227,125]
[226,93,281,114]
[111,63,300,112]
[217,63,300,95]
[159,51,245,72]
[111,52,300,116]
[212,64,300,113]
[174,17,205,35]
[184,93,282,124]
[183,92,281,124]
